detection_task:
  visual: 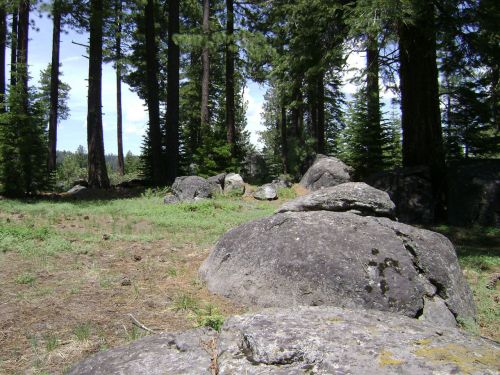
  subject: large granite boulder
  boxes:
[200,211,475,325]
[224,173,245,196]
[447,159,499,227]
[164,176,212,204]
[253,183,278,201]
[68,307,499,375]
[366,166,434,224]
[300,154,352,191]
[277,182,395,218]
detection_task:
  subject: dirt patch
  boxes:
[0,238,244,374]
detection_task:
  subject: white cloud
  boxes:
[62,55,84,64]
[124,122,146,136]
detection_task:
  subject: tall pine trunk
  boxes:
[10,9,17,88]
[0,5,5,112]
[280,106,288,174]
[366,34,383,171]
[291,80,302,140]
[17,0,29,112]
[87,0,109,188]
[316,73,325,154]
[166,0,180,183]
[225,0,235,151]
[200,0,210,131]
[48,1,61,173]
[115,0,124,175]
[144,0,164,184]
[399,0,445,219]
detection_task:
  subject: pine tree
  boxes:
[87,0,109,188]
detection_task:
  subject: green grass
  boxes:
[73,323,92,341]
[15,272,36,285]
[432,225,499,340]
[43,334,59,352]
[173,293,200,312]
[0,195,276,257]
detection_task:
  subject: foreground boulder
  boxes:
[164,176,212,204]
[224,173,245,196]
[253,183,278,200]
[200,211,475,324]
[366,166,434,224]
[68,306,499,374]
[300,154,351,191]
[277,182,395,218]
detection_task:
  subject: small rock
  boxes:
[133,255,142,262]
[67,185,88,196]
[253,183,278,201]
[300,154,352,191]
[83,215,89,220]
[486,273,500,290]
[121,277,131,286]
[224,173,245,196]
[277,182,396,218]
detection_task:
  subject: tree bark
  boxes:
[225,0,236,151]
[398,0,445,218]
[166,0,180,183]
[290,80,302,140]
[280,106,288,174]
[16,0,29,112]
[316,73,325,154]
[10,9,17,88]
[48,1,61,173]
[0,5,6,112]
[200,0,210,131]
[145,0,164,184]
[87,0,110,188]
[115,0,124,175]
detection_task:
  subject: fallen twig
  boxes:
[128,314,155,333]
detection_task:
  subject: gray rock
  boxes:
[164,176,213,204]
[300,154,351,191]
[207,173,226,195]
[200,211,475,323]
[163,194,180,204]
[71,179,88,188]
[66,185,87,195]
[366,166,434,224]
[277,182,395,218]
[253,183,278,200]
[68,307,499,375]
[217,307,497,374]
[447,159,499,227]
[224,173,245,196]
[419,296,457,328]
[272,177,292,189]
[67,328,216,375]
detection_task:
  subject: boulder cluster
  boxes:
[69,155,499,374]
[163,172,246,204]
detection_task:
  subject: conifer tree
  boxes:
[87,0,109,188]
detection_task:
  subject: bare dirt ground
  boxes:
[0,231,244,374]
